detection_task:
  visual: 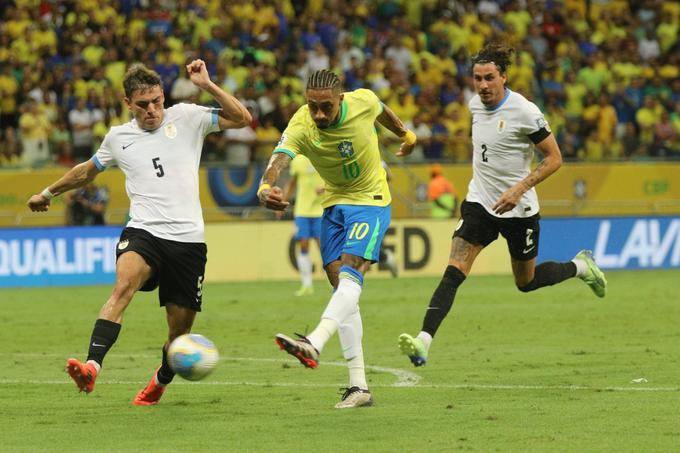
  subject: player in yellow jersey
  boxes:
[258,69,416,408]
[282,154,325,296]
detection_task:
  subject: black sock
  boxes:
[86,319,121,367]
[157,345,175,385]
[421,265,466,337]
[518,261,577,292]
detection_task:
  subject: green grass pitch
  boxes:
[2,270,679,452]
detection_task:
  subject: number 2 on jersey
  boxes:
[152,157,165,177]
[481,144,488,162]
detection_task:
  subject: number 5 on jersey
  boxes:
[152,157,165,177]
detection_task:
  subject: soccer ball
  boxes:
[167,333,219,381]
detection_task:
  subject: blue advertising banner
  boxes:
[0,226,122,287]
[538,216,680,270]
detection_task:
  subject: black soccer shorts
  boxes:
[453,200,541,261]
[115,227,207,311]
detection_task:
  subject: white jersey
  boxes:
[93,103,220,242]
[467,89,551,218]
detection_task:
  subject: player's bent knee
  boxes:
[517,279,538,292]
[111,280,139,303]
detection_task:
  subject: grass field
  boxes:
[2,270,679,452]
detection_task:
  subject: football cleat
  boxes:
[398,333,428,367]
[275,333,319,369]
[335,386,373,409]
[133,369,166,406]
[65,358,98,393]
[294,286,314,297]
[575,249,607,298]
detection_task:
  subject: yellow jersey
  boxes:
[274,89,390,208]
[290,154,324,218]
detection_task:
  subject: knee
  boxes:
[111,280,137,303]
[517,279,538,293]
[167,329,190,344]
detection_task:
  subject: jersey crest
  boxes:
[497,120,506,134]
[338,140,354,158]
[164,123,177,139]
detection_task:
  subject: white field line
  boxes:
[2,353,678,392]
[1,352,420,387]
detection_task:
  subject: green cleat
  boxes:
[575,250,607,298]
[294,286,314,296]
[398,333,428,367]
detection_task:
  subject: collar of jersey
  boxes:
[325,100,347,129]
[485,88,511,111]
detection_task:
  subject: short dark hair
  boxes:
[306,69,341,92]
[471,43,515,74]
[123,63,162,98]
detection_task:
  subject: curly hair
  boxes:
[123,63,162,98]
[470,43,515,74]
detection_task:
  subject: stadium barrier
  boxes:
[538,216,680,269]
[2,216,678,288]
[1,162,679,226]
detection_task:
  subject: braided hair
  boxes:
[470,43,515,75]
[306,69,341,92]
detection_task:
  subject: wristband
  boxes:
[41,188,54,200]
[256,183,271,197]
[403,129,417,145]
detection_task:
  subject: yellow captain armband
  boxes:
[256,183,271,197]
[403,129,417,145]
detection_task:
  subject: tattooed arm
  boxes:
[258,152,292,210]
[376,104,416,157]
[492,133,563,215]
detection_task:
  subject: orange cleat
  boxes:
[133,370,166,406]
[65,358,98,393]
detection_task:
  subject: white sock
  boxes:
[307,277,362,352]
[339,308,367,389]
[572,258,588,277]
[348,355,368,390]
[297,252,313,287]
[306,318,338,353]
[87,359,101,374]
[416,331,433,350]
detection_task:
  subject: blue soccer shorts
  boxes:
[320,204,391,266]
[294,216,322,240]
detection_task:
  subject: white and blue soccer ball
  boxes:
[168,333,219,381]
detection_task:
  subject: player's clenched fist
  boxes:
[186,59,211,89]
[27,194,51,212]
[258,185,289,211]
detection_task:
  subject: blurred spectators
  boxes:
[68,97,95,162]
[0,0,678,171]
[64,182,109,226]
[18,99,51,167]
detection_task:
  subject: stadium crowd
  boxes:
[0,0,678,169]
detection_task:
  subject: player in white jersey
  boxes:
[26,61,252,403]
[399,43,608,367]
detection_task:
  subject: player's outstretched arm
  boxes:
[26,159,102,212]
[258,152,292,211]
[185,59,252,130]
[376,104,417,157]
[492,133,563,215]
